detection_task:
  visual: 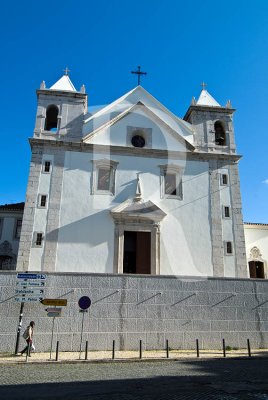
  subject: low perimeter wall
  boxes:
[0,272,268,352]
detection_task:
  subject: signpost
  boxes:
[45,307,62,360]
[15,273,46,303]
[14,273,47,355]
[78,296,91,359]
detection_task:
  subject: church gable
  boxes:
[83,101,194,152]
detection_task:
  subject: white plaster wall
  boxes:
[244,224,268,266]
[56,150,213,276]
[28,154,54,271]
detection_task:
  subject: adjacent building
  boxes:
[0,203,24,270]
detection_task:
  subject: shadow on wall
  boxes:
[0,358,268,399]
[45,210,114,272]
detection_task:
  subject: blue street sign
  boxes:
[17,273,47,280]
[78,296,91,310]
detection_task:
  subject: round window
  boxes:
[131,135,145,148]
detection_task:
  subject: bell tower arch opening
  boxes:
[214,120,226,146]
[45,104,59,132]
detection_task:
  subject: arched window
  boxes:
[214,121,226,146]
[45,105,59,131]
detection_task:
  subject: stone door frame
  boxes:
[113,221,160,275]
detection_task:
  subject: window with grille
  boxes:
[224,206,230,218]
[222,174,228,185]
[35,233,43,246]
[43,161,51,173]
[40,195,47,207]
[226,241,233,254]
[14,219,22,239]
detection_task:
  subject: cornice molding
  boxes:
[29,138,242,162]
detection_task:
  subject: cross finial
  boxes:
[201,81,207,90]
[63,67,70,76]
[131,66,147,85]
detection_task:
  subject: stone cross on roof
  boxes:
[63,67,70,76]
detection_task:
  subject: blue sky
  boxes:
[0,0,267,222]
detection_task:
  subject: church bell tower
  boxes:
[33,70,87,141]
[184,84,236,154]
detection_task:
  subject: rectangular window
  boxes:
[97,168,111,191]
[14,219,22,239]
[35,233,43,246]
[40,195,47,207]
[226,241,233,254]
[165,173,177,195]
[91,159,118,195]
[221,174,228,185]
[224,206,230,218]
[43,161,51,173]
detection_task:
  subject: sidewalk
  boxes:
[1,349,268,364]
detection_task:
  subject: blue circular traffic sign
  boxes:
[78,296,91,310]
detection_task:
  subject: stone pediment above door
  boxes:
[111,198,167,224]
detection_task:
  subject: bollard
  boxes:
[196,339,199,358]
[139,340,142,359]
[55,341,59,361]
[247,339,251,358]
[112,340,115,360]
[222,338,226,358]
[85,340,88,361]
[166,340,169,358]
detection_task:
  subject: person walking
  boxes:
[21,321,35,356]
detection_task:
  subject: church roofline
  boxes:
[183,104,236,121]
[83,101,195,150]
[84,85,194,136]
[0,202,24,212]
[244,222,268,227]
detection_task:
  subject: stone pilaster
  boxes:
[17,145,44,271]
[42,150,65,271]
[209,159,224,276]
[229,163,248,277]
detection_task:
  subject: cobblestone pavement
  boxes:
[0,358,268,399]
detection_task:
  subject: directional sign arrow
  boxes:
[15,297,44,303]
[41,299,67,306]
[15,289,44,295]
[17,273,47,280]
[16,280,46,287]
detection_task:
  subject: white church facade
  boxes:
[16,73,249,278]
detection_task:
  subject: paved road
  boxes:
[0,358,268,399]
